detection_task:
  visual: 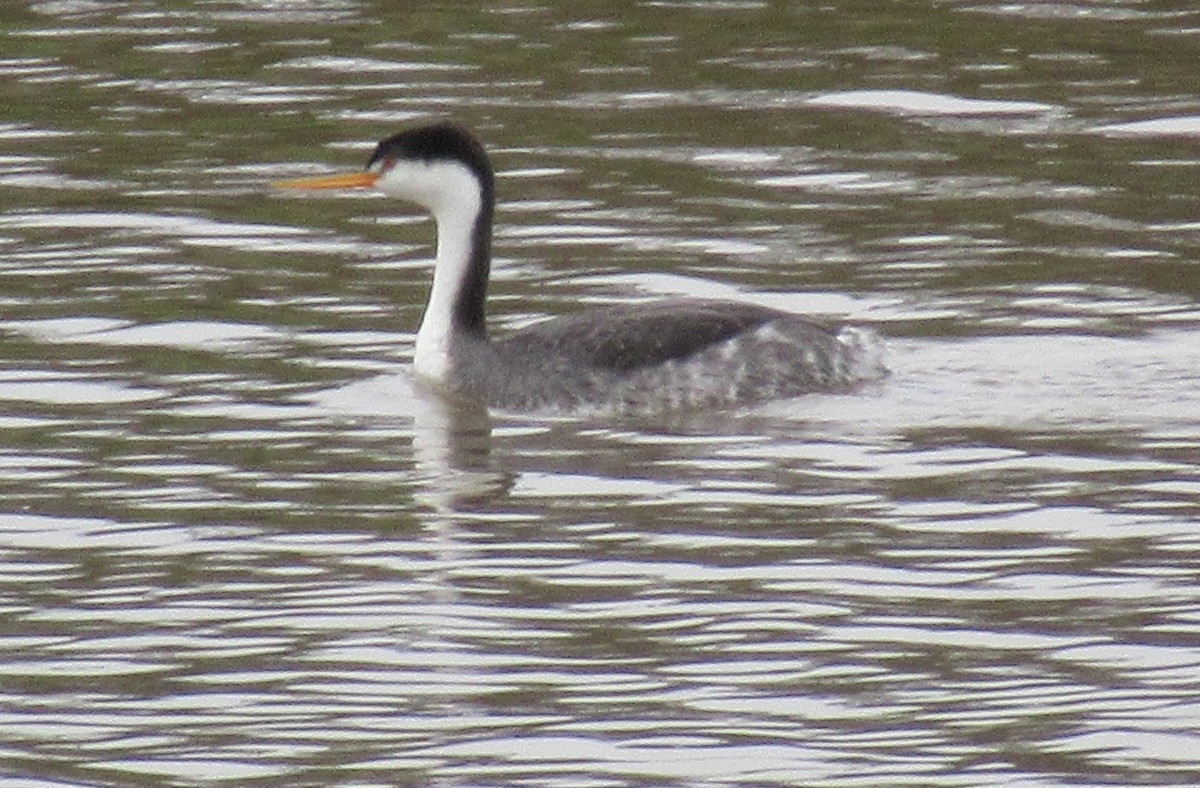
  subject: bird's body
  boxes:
[278,122,885,415]
[444,299,880,414]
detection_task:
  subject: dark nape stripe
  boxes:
[455,174,493,337]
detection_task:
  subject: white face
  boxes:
[372,158,483,222]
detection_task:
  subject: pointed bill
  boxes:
[274,171,379,190]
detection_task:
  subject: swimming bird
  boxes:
[277,122,885,414]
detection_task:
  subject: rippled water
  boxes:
[3,2,1200,785]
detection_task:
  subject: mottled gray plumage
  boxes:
[445,298,884,414]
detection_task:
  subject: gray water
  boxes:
[2,1,1200,785]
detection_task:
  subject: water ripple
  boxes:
[2,2,1199,786]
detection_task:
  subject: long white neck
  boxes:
[411,172,485,384]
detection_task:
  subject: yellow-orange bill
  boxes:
[274,171,379,190]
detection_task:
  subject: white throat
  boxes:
[376,160,485,384]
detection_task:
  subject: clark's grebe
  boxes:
[277,122,885,414]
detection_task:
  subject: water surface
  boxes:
[2,1,1200,785]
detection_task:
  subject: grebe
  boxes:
[277,122,885,414]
